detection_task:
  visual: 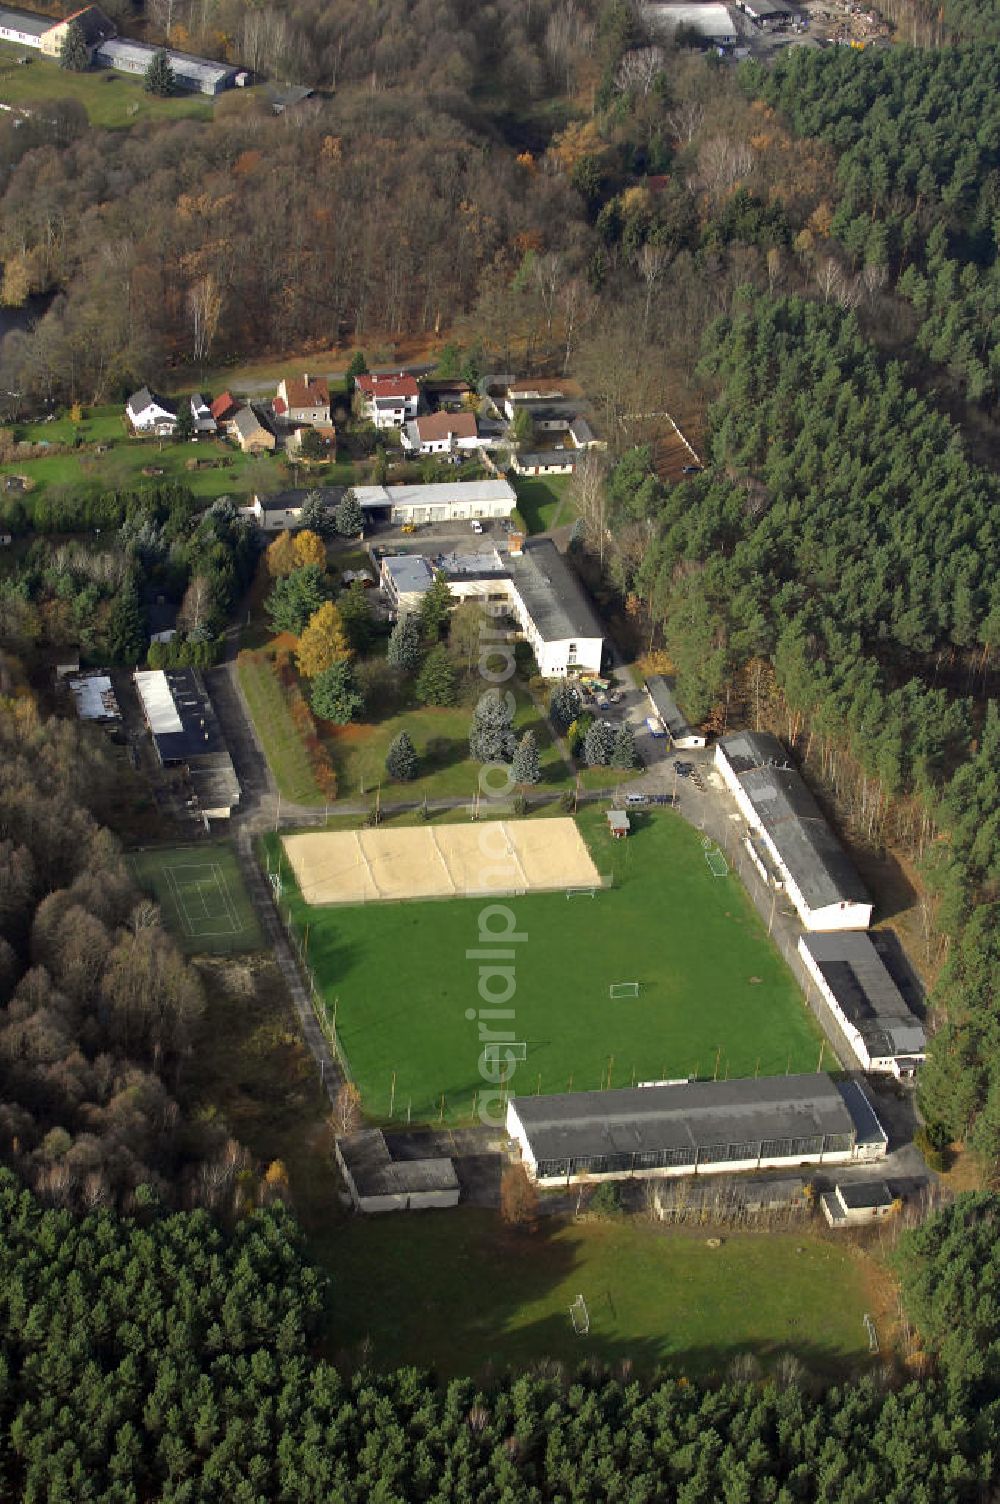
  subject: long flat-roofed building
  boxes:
[507,1073,888,1186]
[354,479,517,525]
[799,932,926,1078]
[644,674,705,749]
[94,36,237,93]
[715,730,872,931]
[134,668,239,818]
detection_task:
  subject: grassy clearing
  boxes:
[513,476,574,534]
[0,46,214,127]
[322,1211,885,1380]
[12,406,125,446]
[271,805,822,1121]
[128,842,262,954]
[326,678,566,803]
[237,653,325,805]
[0,433,290,504]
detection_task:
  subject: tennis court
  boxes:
[128,844,262,953]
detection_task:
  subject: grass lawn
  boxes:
[513,476,574,534]
[238,652,326,805]
[12,406,125,446]
[0,436,294,506]
[323,1210,885,1380]
[270,805,823,1121]
[0,46,214,127]
[128,843,262,954]
[325,678,568,803]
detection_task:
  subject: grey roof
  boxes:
[232,405,269,440]
[646,676,694,741]
[517,450,578,469]
[267,84,314,109]
[95,36,234,86]
[718,733,869,913]
[0,6,52,36]
[339,1129,459,1198]
[801,932,926,1059]
[188,757,240,813]
[511,1073,871,1165]
[383,554,434,596]
[836,1179,893,1210]
[506,540,604,644]
[837,1080,888,1149]
[67,6,116,45]
[570,416,596,445]
[354,480,517,513]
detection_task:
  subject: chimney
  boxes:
[508,531,525,557]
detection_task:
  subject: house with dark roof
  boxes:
[229,405,276,453]
[798,931,926,1077]
[715,730,872,931]
[39,4,115,57]
[512,449,578,476]
[275,373,330,427]
[507,1073,888,1186]
[822,1180,895,1228]
[355,373,420,430]
[126,387,177,436]
[189,393,216,433]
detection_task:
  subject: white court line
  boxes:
[207,862,243,933]
[164,865,195,937]
[171,862,239,937]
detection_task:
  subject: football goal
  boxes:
[609,982,640,999]
[566,887,596,899]
[569,1293,590,1336]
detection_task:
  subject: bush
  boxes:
[589,1182,623,1217]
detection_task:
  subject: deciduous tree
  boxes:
[296,601,351,678]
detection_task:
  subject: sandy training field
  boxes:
[282,818,603,905]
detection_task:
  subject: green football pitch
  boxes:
[270,808,826,1122]
[128,844,262,954]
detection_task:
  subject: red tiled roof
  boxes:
[356,373,419,400]
[210,391,238,421]
[283,375,329,410]
[273,396,287,415]
[416,411,476,442]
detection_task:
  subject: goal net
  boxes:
[609,982,640,999]
[566,887,596,899]
[569,1294,590,1336]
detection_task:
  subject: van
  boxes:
[625,793,648,808]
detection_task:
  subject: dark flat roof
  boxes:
[718,733,869,912]
[837,1179,892,1210]
[511,1073,871,1164]
[339,1129,459,1198]
[802,932,925,1059]
[506,540,604,644]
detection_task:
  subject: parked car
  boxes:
[624,793,648,807]
[673,760,694,777]
[681,464,703,475]
[470,520,483,534]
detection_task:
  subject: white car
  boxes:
[470,520,483,534]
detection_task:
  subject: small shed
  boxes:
[606,810,631,840]
[821,1180,895,1228]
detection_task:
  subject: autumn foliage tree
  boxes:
[295,601,350,677]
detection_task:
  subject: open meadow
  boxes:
[269,805,824,1121]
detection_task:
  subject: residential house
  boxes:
[229,406,276,454]
[210,391,239,425]
[402,411,480,455]
[126,387,177,437]
[246,487,340,532]
[0,5,50,46]
[289,424,336,457]
[355,373,420,429]
[38,4,115,58]
[512,450,578,477]
[275,374,330,427]
[189,394,216,434]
